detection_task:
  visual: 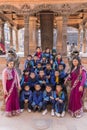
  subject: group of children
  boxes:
[20,47,68,117]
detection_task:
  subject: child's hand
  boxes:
[59,99,63,103]
[56,98,59,101]
[50,96,54,100]
[25,99,28,103]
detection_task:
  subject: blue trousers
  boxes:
[55,101,65,113]
[43,99,55,110]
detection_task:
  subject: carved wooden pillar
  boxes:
[78,27,81,51]
[15,28,19,52]
[24,14,29,56]
[83,26,87,53]
[9,25,13,47]
[56,17,63,53]
[29,16,37,54]
[40,12,53,50]
[62,15,68,55]
[0,20,5,44]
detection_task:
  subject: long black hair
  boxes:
[71,56,81,72]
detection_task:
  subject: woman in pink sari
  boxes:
[65,57,86,118]
[2,58,21,117]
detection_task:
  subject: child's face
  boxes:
[37,64,41,68]
[57,55,61,59]
[35,85,41,91]
[8,61,14,69]
[25,72,29,75]
[46,64,51,69]
[50,60,53,64]
[37,48,41,52]
[58,65,63,70]
[46,86,52,92]
[24,86,30,91]
[34,56,38,60]
[42,57,46,61]
[56,85,62,93]
[46,48,50,53]
[55,71,59,77]
[27,56,32,61]
[39,71,44,77]
[30,73,35,78]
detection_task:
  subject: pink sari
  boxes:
[67,66,86,116]
[2,68,20,115]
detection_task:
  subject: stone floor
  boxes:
[0,109,87,130]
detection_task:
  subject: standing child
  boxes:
[55,84,66,117]
[2,58,21,117]
[32,84,43,111]
[42,84,55,116]
[20,69,29,89]
[20,83,32,113]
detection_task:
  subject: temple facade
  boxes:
[0,1,87,56]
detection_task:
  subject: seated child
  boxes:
[55,84,66,117]
[32,84,43,111]
[44,63,54,84]
[42,48,51,62]
[35,62,43,75]
[42,84,55,116]
[41,56,47,70]
[32,55,39,69]
[20,69,29,89]
[24,55,33,71]
[38,70,46,90]
[58,63,67,84]
[20,84,32,113]
[28,72,38,91]
[51,70,60,90]
[34,46,42,60]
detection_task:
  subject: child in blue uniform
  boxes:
[20,84,32,113]
[42,84,55,116]
[32,84,43,111]
[55,84,66,117]
[28,72,38,91]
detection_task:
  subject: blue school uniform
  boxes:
[43,90,56,110]
[28,76,38,91]
[55,91,66,113]
[32,90,43,109]
[24,59,34,71]
[20,90,32,109]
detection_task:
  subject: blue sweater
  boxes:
[32,90,43,105]
[43,91,56,101]
[20,90,32,102]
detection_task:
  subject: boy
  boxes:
[42,84,55,116]
[20,83,32,113]
[32,84,43,111]
[38,70,46,91]
[55,84,66,117]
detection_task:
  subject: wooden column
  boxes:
[15,28,19,52]
[29,16,37,54]
[62,15,68,55]
[83,26,87,53]
[56,17,63,53]
[0,20,5,44]
[24,14,29,56]
[78,27,81,51]
[9,25,13,47]
[40,12,53,50]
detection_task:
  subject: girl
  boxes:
[2,58,21,117]
[65,57,86,118]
